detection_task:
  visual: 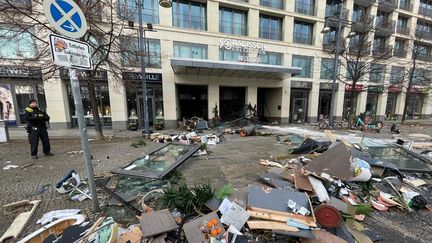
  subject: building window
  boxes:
[219,48,244,62]
[292,55,313,78]
[294,21,314,45]
[295,0,315,15]
[352,4,365,22]
[370,64,386,83]
[325,0,342,17]
[118,0,159,24]
[320,58,334,80]
[419,0,432,17]
[174,42,208,59]
[260,52,283,65]
[259,14,282,41]
[390,66,405,84]
[0,25,37,59]
[120,37,161,68]
[173,0,207,30]
[219,7,247,36]
[413,69,432,84]
[260,0,283,9]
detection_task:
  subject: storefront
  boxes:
[177,84,208,121]
[385,85,402,120]
[60,69,112,127]
[220,86,246,121]
[290,81,311,123]
[406,92,425,120]
[318,83,338,120]
[123,72,164,127]
[0,65,45,126]
[366,85,383,120]
[343,84,363,119]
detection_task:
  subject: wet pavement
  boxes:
[1,124,432,242]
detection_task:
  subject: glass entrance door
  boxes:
[14,85,36,125]
[291,98,307,123]
[137,96,155,127]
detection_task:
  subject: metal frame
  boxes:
[111,142,200,179]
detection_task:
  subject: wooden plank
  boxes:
[247,221,299,232]
[183,212,225,243]
[247,208,317,227]
[140,209,178,238]
[0,200,40,242]
[294,171,314,192]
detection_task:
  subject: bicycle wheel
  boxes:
[349,122,357,130]
[319,121,329,129]
[333,121,342,130]
[375,121,384,130]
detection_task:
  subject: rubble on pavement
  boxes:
[4,127,432,243]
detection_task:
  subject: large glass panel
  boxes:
[15,85,35,125]
[173,42,208,59]
[294,21,313,45]
[219,7,247,36]
[260,0,283,9]
[259,15,282,40]
[120,37,161,68]
[0,25,38,59]
[219,49,242,61]
[320,58,334,80]
[173,0,207,30]
[370,64,386,82]
[118,0,159,24]
[292,55,313,78]
[390,66,405,84]
[295,0,315,15]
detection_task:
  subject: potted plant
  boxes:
[211,103,222,127]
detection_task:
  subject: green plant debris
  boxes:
[355,204,373,216]
[131,138,146,148]
[215,183,233,200]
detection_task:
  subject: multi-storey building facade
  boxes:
[0,0,431,129]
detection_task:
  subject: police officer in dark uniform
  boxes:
[25,99,53,159]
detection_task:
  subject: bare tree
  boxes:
[320,11,393,123]
[0,0,135,140]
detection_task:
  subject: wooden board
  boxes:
[140,209,178,238]
[294,171,314,192]
[247,208,317,228]
[301,230,348,243]
[247,221,299,232]
[183,212,225,243]
[0,200,40,242]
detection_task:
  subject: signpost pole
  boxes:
[68,68,100,212]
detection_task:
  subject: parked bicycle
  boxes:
[318,116,343,130]
[350,113,383,132]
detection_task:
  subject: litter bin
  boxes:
[0,120,10,143]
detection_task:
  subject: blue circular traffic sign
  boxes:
[43,0,88,39]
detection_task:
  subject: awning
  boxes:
[170,58,302,79]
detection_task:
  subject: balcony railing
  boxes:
[260,0,283,9]
[219,21,247,36]
[323,38,346,53]
[396,25,410,35]
[373,45,393,58]
[0,0,32,11]
[295,1,315,16]
[375,19,395,36]
[415,29,432,41]
[348,44,371,55]
[354,0,376,7]
[378,0,398,12]
[293,33,314,45]
[399,1,413,11]
[419,6,432,18]
[352,14,374,32]
[393,48,407,57]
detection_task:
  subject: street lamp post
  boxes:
[136,0,171,136]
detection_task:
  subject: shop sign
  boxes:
[320,83,339,91]
[345,84,364,92]
[49,34,92,70]
[367,85,384,93]
[219,38,265,63]
[410,87,431,93]
[291,81,312,89]
[0,66,42,79]
[122,72,162,83]
[388,85,402,93]
[60,68,108,81]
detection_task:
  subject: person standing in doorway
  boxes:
[25,99,53,159]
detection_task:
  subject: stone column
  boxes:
[308,82,319,122]
[159,3,173,27]
[421,93,432,119]
[395,91,406,119]
[334,84,345,120]
[43,72,71,129]
[376,92,388,121]
[161,39,177,128]
[280,79,291,124]
[248,9,259,38]
[356,91,367,115]
[207,1,219,33]
[283,16,294,43]
[107,72,128,130]
[208,83,220,120]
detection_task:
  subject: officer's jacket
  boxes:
[25,107,50,129]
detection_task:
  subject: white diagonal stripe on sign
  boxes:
[52,1,80,31]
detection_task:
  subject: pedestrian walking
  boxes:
[25,99,53,159]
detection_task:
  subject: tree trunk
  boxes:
[347,81,357,123]
[88,82,104,140]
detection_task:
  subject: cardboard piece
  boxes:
[117,226,142,243]
[258,172,295,191]
[304,143,354,181]
[294,171,314,192]
[301,230,348,243]
[140,209,178,238]
[183,212,225,243]
[220,201,250,230]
